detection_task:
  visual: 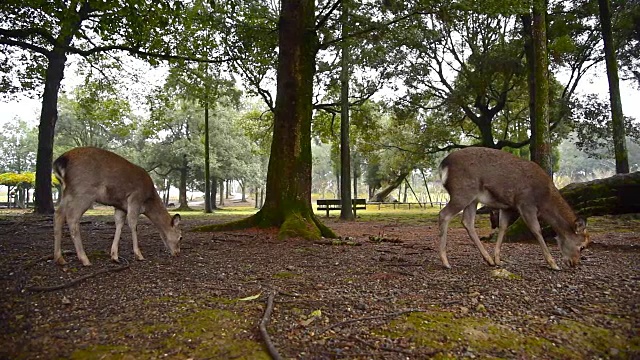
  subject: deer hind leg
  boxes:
[518,206,560,271]
[54,204,67,265]
[461,201,495,266]
[64,198,94,266]
[110,209,126,263]
[494,209,515,266]
[126,208,144,261]
[438,199,468,269]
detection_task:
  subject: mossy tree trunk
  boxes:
[195,0,336,239]
[598,0,629,174]
[504,172,640,242]
[531,0,552,176]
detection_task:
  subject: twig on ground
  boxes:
[259,291,283,360]
[26,259,130,292]
[319,308,427,335]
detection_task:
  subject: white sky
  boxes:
[1,61,639,128]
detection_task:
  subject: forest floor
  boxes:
[0,202,639,360]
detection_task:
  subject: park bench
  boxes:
[316,198,367,217]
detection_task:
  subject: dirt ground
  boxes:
[0,207,638,360]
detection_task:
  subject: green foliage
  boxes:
[572,94,640,159]
[55,79,133,151]
[0,172,34,187]
[0,119,37,173]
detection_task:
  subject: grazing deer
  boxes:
[53,147,182,266]
[438,147,589,270]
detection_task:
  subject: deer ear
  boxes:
[574,217,587,234]
[172,214,181,227]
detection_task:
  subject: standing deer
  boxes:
[438,147,589,270]
[53,147,182,266]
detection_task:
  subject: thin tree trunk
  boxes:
[219,180,224,206]
[420,169,433,206]
[178,155,190,210]
[211,177,218,210]
[598,0,629,174]
[204,85,212,213]
[339,0,354,220]
[522,13,537,163]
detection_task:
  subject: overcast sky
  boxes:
[1,63,639,128]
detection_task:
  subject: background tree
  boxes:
[0,0,227,214]
[598,0,629,173]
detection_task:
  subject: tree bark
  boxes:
[522,13,537,163]
[177,155,190,210]
[34,51,67,214]
[204,86,212,213]
[193,0,335,239]
[339,0,354,220]
[219,179,224,206]
[531,0,552,175]
[210,177,218,210]
[598,0,629,174]
[504,172,640,242]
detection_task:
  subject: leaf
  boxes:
[237,293,261,301]
[309,309,322,318]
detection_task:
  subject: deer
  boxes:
[437,147,589,271]
[53,147,182,266]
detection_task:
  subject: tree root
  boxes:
[259,291,283,360]
[319,308,427,335]
[25,258,130,293]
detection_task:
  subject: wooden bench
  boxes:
[316,199,367,217]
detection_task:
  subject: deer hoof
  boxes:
[111,257,120,264]
[55,257,67,266]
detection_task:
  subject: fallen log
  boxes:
[503,172,640,242]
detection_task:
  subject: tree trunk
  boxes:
[504,172,640,242]
[193,0,335,239]
[219,179,224,206]
[531,0,552,175]
[34,51,67,214]
[204,87,212,213]
[339,0,354,220]
[369,172,410,202]
[210,177,218,210]
[522,13,537,162]
[177,155,190,210]
[598,0,629,174]
[240,180,246,201]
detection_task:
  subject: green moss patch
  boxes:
[70,298,269,360]
[377,311,636,359]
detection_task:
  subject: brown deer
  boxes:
[53,147,182,266]
[438,147,589,270]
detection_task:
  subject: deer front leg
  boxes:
[110,209,126,263]
[461,203,495,266]
[127,212,144,261]
[519,207,560,271]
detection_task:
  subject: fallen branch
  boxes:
[259,291,283,360]
[319,308,427,334]
[26,260,130,292]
